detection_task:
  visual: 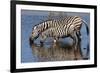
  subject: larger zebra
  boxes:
[29,16,89,46]
[29,16,89,59]
[36,26,82,59]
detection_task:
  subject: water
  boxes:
[21,10,90,63]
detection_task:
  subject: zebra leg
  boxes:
[52,37,59,47]
[40,41,44,46]
[77,31,81,41]
[76,31,83,58]
[54,39,57,43]
[40,34,46,46]
[53,37,59,43]
[71,32,79,60]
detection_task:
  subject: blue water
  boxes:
[21,10,90,63]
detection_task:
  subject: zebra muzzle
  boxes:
[29,36,34,46]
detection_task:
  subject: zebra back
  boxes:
[32,16,82,38]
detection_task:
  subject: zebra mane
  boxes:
[32,15,73,30]
[32,19,54,30]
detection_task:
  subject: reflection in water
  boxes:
[31,41,84,62]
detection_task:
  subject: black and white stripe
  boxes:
[31,16,87,36]
[30,16,89,59]
[38,26,81,59]
[30,16,89,44]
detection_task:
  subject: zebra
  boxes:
[38,26,79,58]
[32,26,84,59]
[39,26,75,43]
[29,16,89,59]
[29,16,89,46]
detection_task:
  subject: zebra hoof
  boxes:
[83,48,86,49]
[83,58,88,60]
[74,58,78,60]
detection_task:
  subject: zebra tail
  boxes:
[82,20,89,35]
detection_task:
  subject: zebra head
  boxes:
[29,26,39,46]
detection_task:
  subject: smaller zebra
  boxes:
[39,26,68,42]
[37,26,80,59]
